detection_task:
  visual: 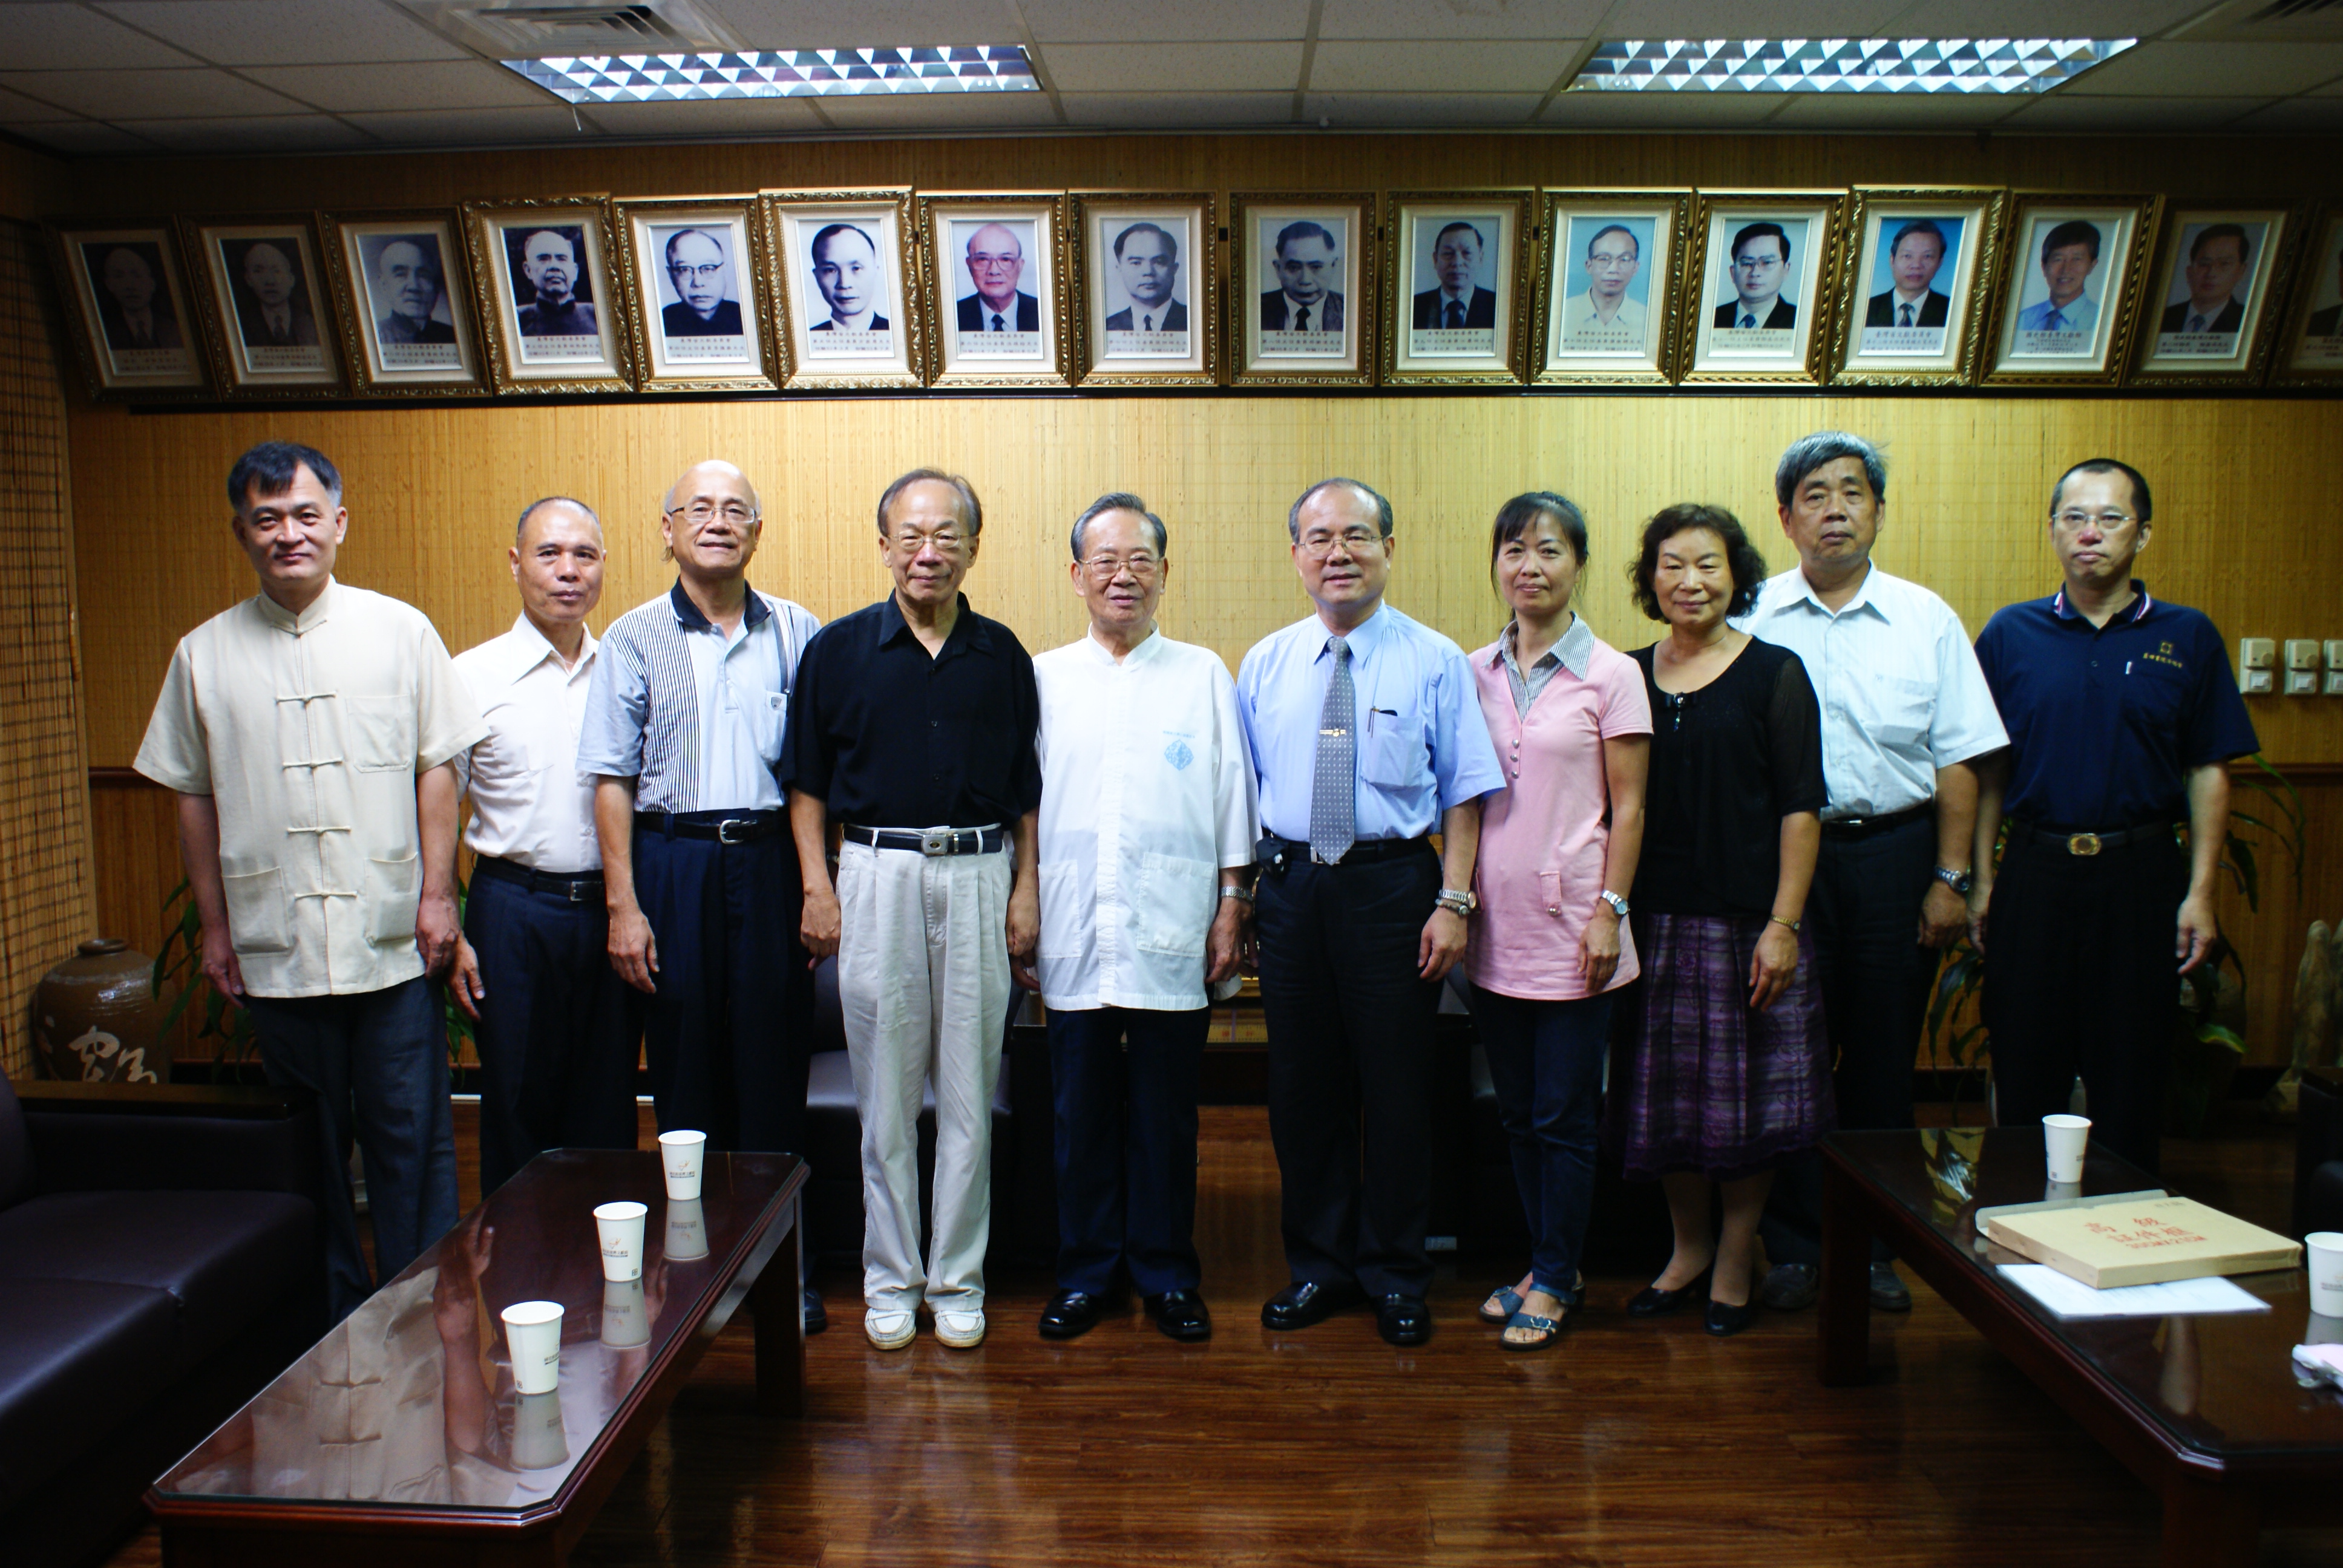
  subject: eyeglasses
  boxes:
[2052,511,2137,531]
[1297,528,1383,560]
[668,501,756,525]
[667,263,724,281]
[1733,255,1782,272]
[892,529,968,555]
[1081,552,1161,580]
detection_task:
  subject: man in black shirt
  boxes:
[784,469,1042,1352]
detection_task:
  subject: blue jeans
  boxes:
[1468,987,1613,1300]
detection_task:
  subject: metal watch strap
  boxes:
[1598,889,1629,917]
[1932,865,1974,895]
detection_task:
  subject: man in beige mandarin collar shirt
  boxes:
[134,442,487,1321]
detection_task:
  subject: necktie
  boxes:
[991,312,1004,332]
[1740,312,1756,329]
[1899,303,1914,327]
[2186,313,2207,335]
[1142,313,1154,332]
[1445,301,1464,330]
[1294,305,1310,332]
[1309,637,1355,866]
[2043,309,2065,332]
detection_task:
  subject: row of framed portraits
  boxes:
[47,185,2343,401]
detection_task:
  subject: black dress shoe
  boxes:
[1260,1278,1366,1331]
[1625,1269,1711,1319]
[1705,1296,1757,1338]
[804,1285,827,1336]
[1375,1294,1432,1347]
[1144,1289,1212,1342]
[1039,1289,1105,1339]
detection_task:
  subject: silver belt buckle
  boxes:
[566,879,589,904]
[717,818,755,845]
[920,829,955,857]
[2066,832,2102,857]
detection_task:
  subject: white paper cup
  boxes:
[2044,1179,2083,1203]
[2307,1232,2343,1316]
[511,1388,568,1469]
[594,1200,648,1282]
[501,1301,564,1395]
[664,1197,709,1262]
[600,1278,650,1349]
[659,1129,707,1202]
[2043,1114,2091,1185]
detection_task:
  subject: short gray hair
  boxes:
[1070,492,1167,560]
[877,468,982,537]
[514,495,601,542]
[1288,477,1393,543]
[1774,431,1887,510]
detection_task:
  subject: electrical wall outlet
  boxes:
[2327,639,2343,670]
[2240,637,2276,670]
[2242,668,2276,694]
[2289,670,2321,696]
[2287,639,2323,671]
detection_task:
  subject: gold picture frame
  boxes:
[615,195,780,394]
[45,220,211,399]
[1069,191,1220,388]
[181,212,347,399]
[462,195,633,395]
[1680,189,1846,387]
[2131,202,2307,388]
[2271,206,2343,388]
[917,191,1071,389]
[1827,186,2006,388]
[1532,189,1689,387]
[762,188,922,392]
[1383,189,1534,386]
[1981,194,2159,388]
[1229,192,1378,388]
[320,209,488,398]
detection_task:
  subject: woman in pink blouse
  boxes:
[1464,492,1651,1351]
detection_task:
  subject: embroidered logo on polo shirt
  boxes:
[2143,639,2185,671]
[1164,739,1194,771]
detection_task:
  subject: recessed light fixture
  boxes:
[1567,38,2136,95]
[505,46,1039,102]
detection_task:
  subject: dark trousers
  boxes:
[1984,831,2186,1175]
[1047,1004,1206,1296]
[1256,844,1443,1299]
[241,976,457,1322]
[465,867,642,1195]
[632,825,812,1154]
[1468,987,1613,1299]
[1761,814,1937,1268]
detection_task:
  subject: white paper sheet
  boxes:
[1997,1264,2273,1318]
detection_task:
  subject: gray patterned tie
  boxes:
[1310,636,1355,864]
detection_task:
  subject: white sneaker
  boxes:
[864,1309,916,1350]
[934,1307,987,1348]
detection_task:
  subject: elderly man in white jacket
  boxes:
[1027,492,1259,1344]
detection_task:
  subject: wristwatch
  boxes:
[1219,885,1255,905]
[1932,865,1974,895]
[1598,889,1630,918]
[1435,887,1477,916]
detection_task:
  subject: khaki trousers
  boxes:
[836,837,1012,1312]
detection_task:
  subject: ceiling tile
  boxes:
[2057,42,2343,97]
[697,1,1058,48]
[1309,39,1579,93]
[1539,89,1795,126]
[241,60,556,114]
[1997,94,2263,130]
[0,85,79,123]
[133,114,378,152]
[2229,98,2343,131]
[1766,90,2029,127]
[339,105,596,146]
[810,92,1062,130]
[577,97,829,136]
[1040,42,1305,94]
[1318,1,1607,40]
[1875,0,2210,36]
[2,4,203,70]
[1019,1,1312,44]
[1300,91,1542,126]
[3,120,160,155]
[94,1,470,65]
[1594,1,1909,36]
[1059,91,1296,127]
[0,68,309,120]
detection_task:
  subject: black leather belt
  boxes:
[471,854,604,903]
[634,809,785,844]
[843,824,1005,856]
[1259,834,1432,868]
[2010,820,2178,857]
[1820,803,1930,840]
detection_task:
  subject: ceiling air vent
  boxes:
[416,0,739,56]
[2172,0,2343,39]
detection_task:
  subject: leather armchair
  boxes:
[2295,1065,2343,1240]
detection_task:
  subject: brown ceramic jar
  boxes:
[34,938,169,1083]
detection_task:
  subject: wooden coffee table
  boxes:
[1819,1128,2343,1567]
[148,1148,807,1567]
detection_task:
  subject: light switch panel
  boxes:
[2287,639,2322,670]
[2327,639,2343,670]
[2328,671,2343,696]
[2288,670,2321,696]
[2240,637,2276,670]
[2242,669,2276,694]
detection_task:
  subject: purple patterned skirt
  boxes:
[1606,913,1835,1182]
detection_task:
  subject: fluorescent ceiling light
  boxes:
[506,46,1038,102]
[1567,38,2135,94]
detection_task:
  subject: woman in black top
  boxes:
[1609,503,1832,1338]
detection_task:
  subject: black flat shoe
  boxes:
[1261,1278,1366,1331]
[803,1285,827,1336]
[1375,1294,1432,1347]
[1144,1289,1212,1342]
[1625,1269,1711,1319]
[1705,1296,1757,1338]
[1039,1289,1104,1339]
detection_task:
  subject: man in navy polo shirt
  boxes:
[1968,458,2258,1174]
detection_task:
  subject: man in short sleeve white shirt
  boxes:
[1740,431,2008,1314]
[134,442,486,1321]
[1029,494,1258,1344]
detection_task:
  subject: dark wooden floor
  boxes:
[102,1103,2343,1567]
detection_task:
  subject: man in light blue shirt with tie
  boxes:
[2014,220,2102,338]
[1237,477,1504,1347]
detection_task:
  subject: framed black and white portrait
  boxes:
[765,188,920,391]
[1828,188,2004,387]
[48,223,208,396]
[617,197,777,393]
[1984,196,2157,387]
[183,215,344,396]
[462,197,631,393]
[1682,191,1843,386]
[1384,191,1532,385]
[322,211,485,396]
[918,192,1068,388]
[1533,190,1687,387]
[2274,207,2343,387]
[1073,193,1217,386]
[1230,193,1376,387]
[2132,205,2301,386]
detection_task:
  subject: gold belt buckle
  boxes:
[2065,832,2102,857]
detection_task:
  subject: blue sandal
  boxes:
[1502,1309,1563,1350]
[1478,1285,1525,1325]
